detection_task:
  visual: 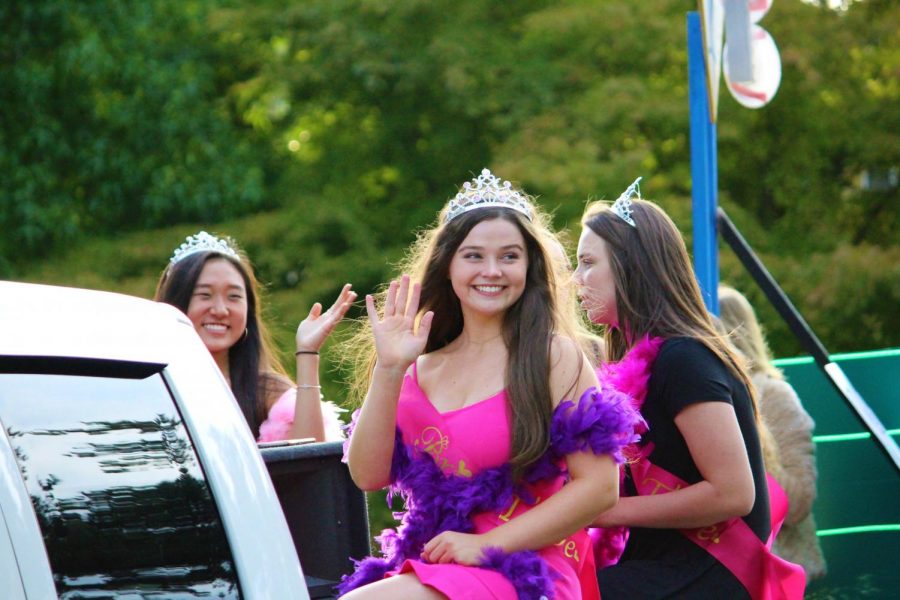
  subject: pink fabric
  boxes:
[386,364,598,600]
[589,525,628,569]
[398,559,517,599]
[257,388,345,443]
[767,474,789,542]
[631,459,806,600]
[590,336,664,568]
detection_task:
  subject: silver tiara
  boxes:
[170,231,239,265]
[444,168,533,224]
[611,177,642,227]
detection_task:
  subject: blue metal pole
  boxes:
[687,11,719,314]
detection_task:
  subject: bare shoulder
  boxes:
[549,335,598,406]
[550,334,581,367]
[414,348,445,379]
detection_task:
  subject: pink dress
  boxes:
[339,364,641,599]
[392,365,599,599]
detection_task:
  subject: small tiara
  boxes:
[611,177,642,227]
[170,231,239,265]
[444,168,533,223]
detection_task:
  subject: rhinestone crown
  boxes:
[611,177,642,227]
[444,168,533,224]
[170,231,239,265]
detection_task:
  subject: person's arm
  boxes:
[291,283,356,442]
[760,378,817,524]
[594,400,756,529]
[346,276,433,491]
[291,353,327,442]
[424,450,618,565]
[423,343,620,564]
[346,363,407,490]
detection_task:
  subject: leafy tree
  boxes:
[718,0,899,251]
[8,0,897,356]
[0,0,272,274]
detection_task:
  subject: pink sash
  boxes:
[630,459,806,600]
[766,473,788,541]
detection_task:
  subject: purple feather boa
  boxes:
[589,335,663,568]
[525,385,644,484]
[338,385,642,599]
[481,546,558,599]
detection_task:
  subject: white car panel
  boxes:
[0,424,56,599]
[0,490,34,600]
[0,281,310,599]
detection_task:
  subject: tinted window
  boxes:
[0,370,241,598]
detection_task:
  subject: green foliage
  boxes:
[8,1,898,364]
[0,0,272,273]
[717,0,899,251]
[719,242,900,358]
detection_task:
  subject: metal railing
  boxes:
[717,207,900,475]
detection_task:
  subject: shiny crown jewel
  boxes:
[611,176,642,227]
[444,168,533,223]
[170,231,239,265]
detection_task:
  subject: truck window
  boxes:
[0,368,241,598]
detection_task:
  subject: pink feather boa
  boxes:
[590,335,663,568]
[257,388,346,443]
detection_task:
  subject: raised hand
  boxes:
[365,274,433,371]
[296,283,357,352]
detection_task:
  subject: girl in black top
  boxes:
[573,181,772,598]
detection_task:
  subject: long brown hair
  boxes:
[582,200,757,403]
[155,241,289,436]
[345,201,578,479]
[718,285,784,380]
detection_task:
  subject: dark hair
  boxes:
[419,208,558,478]
[582,200,756,396]
[343,203,571,480]
[155,248,286,437]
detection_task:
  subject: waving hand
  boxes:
[296,283,357,352]
[366,274,433,371]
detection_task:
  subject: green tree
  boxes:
[0,0,271,274]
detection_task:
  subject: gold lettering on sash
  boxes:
[498,494,542,521]
[642,477,682,496]
[498,496,522,522]
[554,538,581,562]
[456,460,472,478]
[696,524,722,544]
[564,540,580,561]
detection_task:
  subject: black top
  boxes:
[599,337,770,599]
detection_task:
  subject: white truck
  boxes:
[0,281,368,599]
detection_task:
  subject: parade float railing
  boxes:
[718,207,899,595]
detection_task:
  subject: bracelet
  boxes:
[297,384,322,390]
[295,350,319,356]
